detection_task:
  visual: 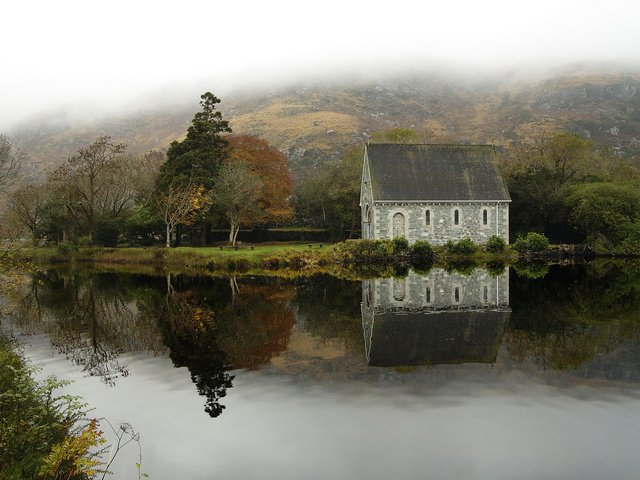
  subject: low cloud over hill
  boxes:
[10,65,640,180]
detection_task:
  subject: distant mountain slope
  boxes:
[10,66,640,180]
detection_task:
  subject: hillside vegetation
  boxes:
[10,66,640,179]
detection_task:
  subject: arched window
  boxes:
[483,285,489,303]
[393,278,406,301]
[454,209,460,225]
[425,209,431,226]
[426,286,432,304]
[454,287,460,303]
[363,204,372,239]
[392,212,405,238]
[482,209,488,225]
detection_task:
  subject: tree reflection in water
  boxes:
[12,271,165,386]
[508,261,640,372]
[13,271,296,417]
[10,261,640,417]
[149,276,233,418]
[141,273,295,417]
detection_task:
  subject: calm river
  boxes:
[5,261,640,479]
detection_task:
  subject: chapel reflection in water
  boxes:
[361,268,510,366]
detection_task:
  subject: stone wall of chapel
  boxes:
[372,269,510,311]
[373,202,509,245]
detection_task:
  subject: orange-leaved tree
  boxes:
[226,135,293,224]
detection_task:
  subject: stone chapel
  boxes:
[360,143,511,245]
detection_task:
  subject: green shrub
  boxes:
[326,240,394,264]
[94,217,121,247]
[514,260,550,279]
[446,259,478,275]
[446,238,477,255]
[77,236,91,248]
[0,333,94,479]
[614,222,640,255]
[485,261,507,276]
[485,235,507,253]
[392,237,409,254]
[374,240,394,257]
[347,240,394,258]
[393,264,409,278]
[410,240,435,260]
[513,232,550,254]
[55,242,77,256]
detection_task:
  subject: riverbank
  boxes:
[14,239,603,278]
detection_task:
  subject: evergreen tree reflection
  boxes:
[151,277,233,418]
[145,274,295,417]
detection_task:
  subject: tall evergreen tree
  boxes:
[157,92,232,190]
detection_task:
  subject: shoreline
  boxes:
[13,241,632,278]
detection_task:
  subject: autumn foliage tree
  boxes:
[156,182,212,247]
[226,135,293,223]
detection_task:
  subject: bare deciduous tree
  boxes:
[214,161,263,246]
[6,183,46,245]
[0,134,22,192]
[130,150,165,207]
[51,136,126,243]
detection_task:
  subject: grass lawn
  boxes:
[18,242,331,271]
[174,242,325,259]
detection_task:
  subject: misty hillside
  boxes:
[10,66,640,180]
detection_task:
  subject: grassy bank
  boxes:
[17,233,608,278]
[17,240,525,277]
[18,243,330,273]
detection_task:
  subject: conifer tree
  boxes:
[157,92,232,191]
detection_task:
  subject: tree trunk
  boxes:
[228,223,235,245]
[166,224,171,248]
[232,225,240,246]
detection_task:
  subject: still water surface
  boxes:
[6,262,640,479]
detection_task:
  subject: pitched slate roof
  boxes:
[367,143,510,201]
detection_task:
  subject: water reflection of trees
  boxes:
[508,261,640,372]
[294,275,363,353]
[142,274,296,417]
[13,271,297,417]
[13,270,167,386]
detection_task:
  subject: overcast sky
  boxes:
[2,0,640,130]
